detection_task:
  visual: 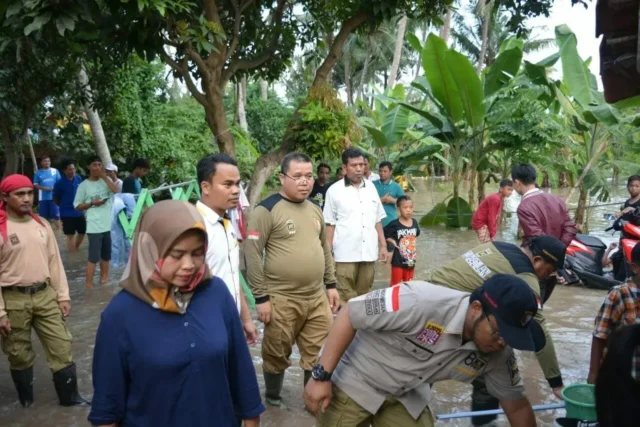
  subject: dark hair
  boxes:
[133,158,151,170]
[596,324,640,426]
[335,166,343,174]
[380,161,393,171]
[396,195,412,208]
[510,163,537,185]
[197,153,238,184]
[59,158,75,171]
[341,148,365,165]
[41,154,50,161]
[627,175,640,186]
[500,179,513,188]
[281,152,312,175]
[317,163,331,173]
[87,156,102,166]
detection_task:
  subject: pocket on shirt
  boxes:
[402,338,434,361]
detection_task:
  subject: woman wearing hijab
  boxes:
[88,200,264,427]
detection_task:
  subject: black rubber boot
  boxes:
[303,370,312,387]
[52,363,90,407]
[11,367,34,408]
[471,377,500,426]
[263,372,284,407]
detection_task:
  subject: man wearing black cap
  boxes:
[304,275,544,427]
[424,235,566,425]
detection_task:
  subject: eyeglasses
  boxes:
[283,174,314,184]
[484,313,505,343]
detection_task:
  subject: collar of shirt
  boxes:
[522,188,541,200]
[344,176,366,188]
[196,201,229,225]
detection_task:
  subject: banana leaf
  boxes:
[420,202,448,227]
[446,197,473,229]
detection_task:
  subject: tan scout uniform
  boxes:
[318,282,525,427]
[0,216,72,372]
[245,194,337,376]
[424,241,561,384]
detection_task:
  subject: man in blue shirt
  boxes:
[53,159,86,253]
[373,161,405,228]
[121,158,150,194]
[34,155,61,230]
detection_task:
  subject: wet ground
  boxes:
[0,179,628,426]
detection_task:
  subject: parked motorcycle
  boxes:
[560,233,622,291]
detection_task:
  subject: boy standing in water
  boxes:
[384,196,420,286]
[588,241,640,384]
[471,179,513,243]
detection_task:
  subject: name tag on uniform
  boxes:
[463,250,492,278]
[415,321,444,345]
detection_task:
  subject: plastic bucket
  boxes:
[561,384,597,421]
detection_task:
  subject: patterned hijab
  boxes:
[120,200,211,314]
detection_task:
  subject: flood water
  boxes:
[0,178,630,426]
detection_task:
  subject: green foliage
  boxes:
[245,98,293,153]
[420,201,448,226]
[446,197,472,228]
[290,84,360,161]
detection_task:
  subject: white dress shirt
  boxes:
[324,178,386,263]
[367,172,381,182]
[196,201,241,313]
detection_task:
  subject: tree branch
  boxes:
[203,0,221,25]
[226,0,241,61]
[313,12,368,86]
[185,42,210,80]
[221,0,287,85]
[161,49,208,107]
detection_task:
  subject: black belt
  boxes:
[4,283,48,295]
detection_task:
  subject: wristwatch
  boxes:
[311,363,332,381]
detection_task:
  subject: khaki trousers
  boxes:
[262,293,333,374]
[317,385,435,427]
[1,285,73,372]
[335,262,375,305]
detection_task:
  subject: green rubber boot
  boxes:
[264,372,284,407]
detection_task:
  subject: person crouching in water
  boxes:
[384,196,420,286]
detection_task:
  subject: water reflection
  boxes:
[0,178,629,426]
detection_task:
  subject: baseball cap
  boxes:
[105,163,118,172]
[529,235,566,269]
[476,274,546,352]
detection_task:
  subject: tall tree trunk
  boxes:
[415,26,428,78]
[477,170,486,204]
[344,48,353,105]
[388,14,408,89]
[260,79,268,101]
[439,9,453,42]
[468,169,477,211]
[233,82,240,124]
[78,65,112,165]
[238,76,248,131]
[1,117,20,178]
[357,41,371,101]
[247,13,368,207]
[476,0,494,74]
[574,185,588,233]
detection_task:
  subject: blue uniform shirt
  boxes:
[34,168,60,201]
[89,278,264,427]
[374,179,405,227]
[53,175,84,218]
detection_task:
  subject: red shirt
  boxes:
[471,193,503,238]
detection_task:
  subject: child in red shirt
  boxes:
[384,196,420,286]
[471,179,513,243]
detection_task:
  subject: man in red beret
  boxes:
[0,174,88,407]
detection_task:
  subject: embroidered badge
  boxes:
[364,286,400,315]
[506,353,521,386]
[248,230,259,240]
[464,352,488,371]
[9,234,19,246]
[462,250,492,278]
[286,219,296,235]
[475,248,493,258]
[415,321,445,345]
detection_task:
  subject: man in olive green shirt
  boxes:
[245,152,340,407]
[424,235,566,426]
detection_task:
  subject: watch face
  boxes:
[312,364,325,380]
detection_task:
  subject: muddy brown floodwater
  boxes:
[0,179,629,426]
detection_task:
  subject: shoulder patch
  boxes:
[257,194,284,212]
[506,353,521,386]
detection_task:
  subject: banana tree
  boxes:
[525,25,640,231]
[400,33,524,210]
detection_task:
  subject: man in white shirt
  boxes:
[105,164,123,193]
[324,148,389,305]
[363,155,380,182]
[196,153,258,344]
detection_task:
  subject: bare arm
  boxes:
[325,224,335,250]
[317,305,357,372]
[102,176,120,194]
[501,398,536,427]
[588,336,607,383]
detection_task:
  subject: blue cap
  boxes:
[478,274,546,352]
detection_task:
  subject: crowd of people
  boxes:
[0,148,638,426]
